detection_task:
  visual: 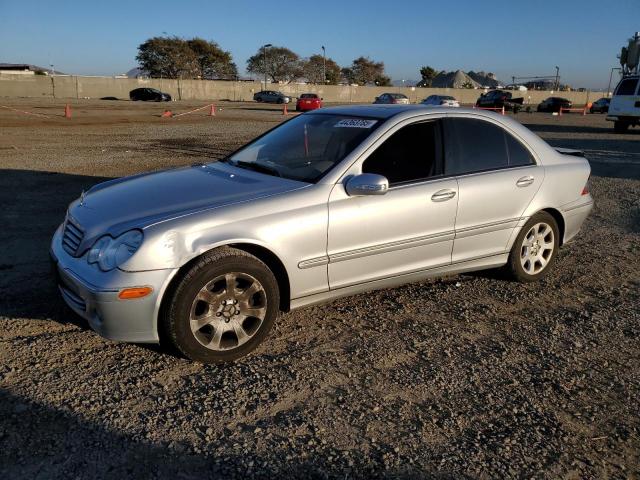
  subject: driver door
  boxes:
[327,119,458,289]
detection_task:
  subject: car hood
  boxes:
[67,162,308,254]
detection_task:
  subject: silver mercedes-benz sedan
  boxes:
[51,105,593,363]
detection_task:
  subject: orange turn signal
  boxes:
[118,286,153,300]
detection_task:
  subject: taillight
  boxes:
[581,181,589,195]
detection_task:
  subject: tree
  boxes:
[374,74,392,87]
[341,57,387,86]
[300,54,341,85]
[137,37,198,79]
[136,36,237,79]
[187,38,237,79]
[246,46,302,84]
[419,66,438,87]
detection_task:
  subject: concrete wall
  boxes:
[0,74,604,106]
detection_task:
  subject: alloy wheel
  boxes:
[520,222,555,275]
[189,272,267,351]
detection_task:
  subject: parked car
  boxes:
[475,89,524,112]
[129,88,171,102]
[51,105,593,364]
[253,90,290,104]
[421,95,460,107]
[296,93,323,111]
[606,75,640,132]
[589,97,610,114]
[373,93,410,104]
[537,97,572,113]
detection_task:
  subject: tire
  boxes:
[277,98,284,104]
[161,247,280,364]
[256,97,262,102]
[614,121,629,133]
[504,212,559,282]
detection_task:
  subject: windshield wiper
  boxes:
[232,160,282,178]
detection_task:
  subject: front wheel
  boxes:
[161,247,280,363]
[504,212,559,282]
[614,121,629,133]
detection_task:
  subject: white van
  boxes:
[607,75,640,133]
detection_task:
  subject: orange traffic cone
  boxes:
[161,110,172,118]
[282,104,288,115]
[209,104,216,116]
[64,104,71,119]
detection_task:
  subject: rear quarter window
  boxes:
[615,78,639,96]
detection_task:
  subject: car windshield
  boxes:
[391,94,408,99]
[149,88,161,93]
[221,114,380,183]
[300,94,317,98]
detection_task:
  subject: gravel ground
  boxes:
[1,100,639,479]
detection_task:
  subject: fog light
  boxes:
[118,286,153,300]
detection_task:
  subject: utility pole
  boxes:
[554,66,560,91]
[262,43,272,91]
[321,46,326,84]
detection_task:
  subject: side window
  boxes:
[362,121,442,185]
[615,78,639,96]
[444,118,532,175]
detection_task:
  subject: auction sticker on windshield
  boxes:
[335,119,378,128]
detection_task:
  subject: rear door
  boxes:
[609,77,640,117]
[443,116,542,263]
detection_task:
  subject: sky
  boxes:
[1,0,638,89]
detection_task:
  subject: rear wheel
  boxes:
[614,121,629,133]
[161,247,280,363]
[505,212,559,282]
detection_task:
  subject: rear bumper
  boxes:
[561,197,594,244]
[50,226,178,343]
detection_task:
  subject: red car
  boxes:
[296,93,323,111]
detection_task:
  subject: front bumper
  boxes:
[50,226,178,343]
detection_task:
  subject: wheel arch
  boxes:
[540,207,566,246]
[159,242,292,329]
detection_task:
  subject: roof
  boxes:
[313,104,462,119]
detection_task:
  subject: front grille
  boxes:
[62,217,85,256]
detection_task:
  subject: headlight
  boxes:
[87,230,143,271]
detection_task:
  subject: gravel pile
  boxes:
[0,101,638,478]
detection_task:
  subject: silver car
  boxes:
[51,105,593,363]
[373,93,411,105]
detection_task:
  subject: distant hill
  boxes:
[126,67,149,78]
[417,69,503,88]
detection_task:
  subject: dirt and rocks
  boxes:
[0,99,639,479]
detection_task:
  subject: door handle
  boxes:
[431,189,456,202]
[516,175,534,187]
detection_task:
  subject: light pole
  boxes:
[607,67,622,97]
[321,45,326,84]
[50,64,55,75]
[262,43,272,91]
[554,66,560,91]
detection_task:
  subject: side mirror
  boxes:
[345,173,389,196]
